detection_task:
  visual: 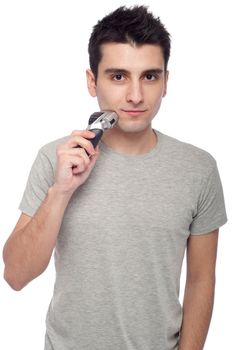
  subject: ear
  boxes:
[86,69,97,97]
[162,70,169,97]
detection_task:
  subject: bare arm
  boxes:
[3,189,72,290]
[3,130,99,290]
[179,229,219,350]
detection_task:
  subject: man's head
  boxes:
[88,5,171,80]
[86,6,171,136]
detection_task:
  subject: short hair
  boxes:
[88,5,171,79]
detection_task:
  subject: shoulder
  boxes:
[37,135,70,167]
[157,130,217,176]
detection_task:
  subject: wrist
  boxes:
[48,184,74,204]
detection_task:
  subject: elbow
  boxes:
[3,268,26,291]
[3,248,28,291]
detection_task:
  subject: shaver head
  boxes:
[87,111,118,131]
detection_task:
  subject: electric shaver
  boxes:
[74,111,118,156]
[86,110,118,149]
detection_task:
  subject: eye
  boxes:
[113,74,124,81]
[144,74,157,81]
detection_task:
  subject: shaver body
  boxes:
[88,129,103,149]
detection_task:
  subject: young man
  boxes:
[3,5,227,350]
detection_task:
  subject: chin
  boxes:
[116,120,151,134]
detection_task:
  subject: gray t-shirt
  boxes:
[19,130,227,350]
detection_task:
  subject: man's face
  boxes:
[86,43,168,134]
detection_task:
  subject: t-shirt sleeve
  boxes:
[18,149,54,217]
[190,160,227,235]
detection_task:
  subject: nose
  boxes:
[126,80,144,105]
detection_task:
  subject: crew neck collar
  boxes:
[99,129,163,161]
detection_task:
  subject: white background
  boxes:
[0,0,231,349]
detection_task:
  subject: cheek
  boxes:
[96,85,122,108]
[96,92,110,110]
[150,96,163,116]
[149,84,166,103]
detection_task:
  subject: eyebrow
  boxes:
[104,68,164,75]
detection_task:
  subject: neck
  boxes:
[101,126,157,155]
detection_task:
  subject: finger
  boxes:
[59,149,91,169]
[66,136,96,155]
[61,147,92,162]
[72,147,91,166]
[72,146,100,175]
[56,143,92,161]
[88,146,100,162]
[71,130,96,138]
[67,155,87,173]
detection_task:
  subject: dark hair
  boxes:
[88,5,171,79]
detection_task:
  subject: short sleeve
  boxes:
[18,149,54,217]
[190,161,227,235]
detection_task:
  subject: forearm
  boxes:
[3,185,72,290]
[179,279,215,350]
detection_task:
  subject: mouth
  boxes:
[121,109,147,117]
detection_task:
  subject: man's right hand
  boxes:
[53,130,100,196]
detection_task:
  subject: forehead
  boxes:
[98,43,165,72]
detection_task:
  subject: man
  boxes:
[3,5,227,350]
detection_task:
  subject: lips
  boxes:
[121,109,146,116]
